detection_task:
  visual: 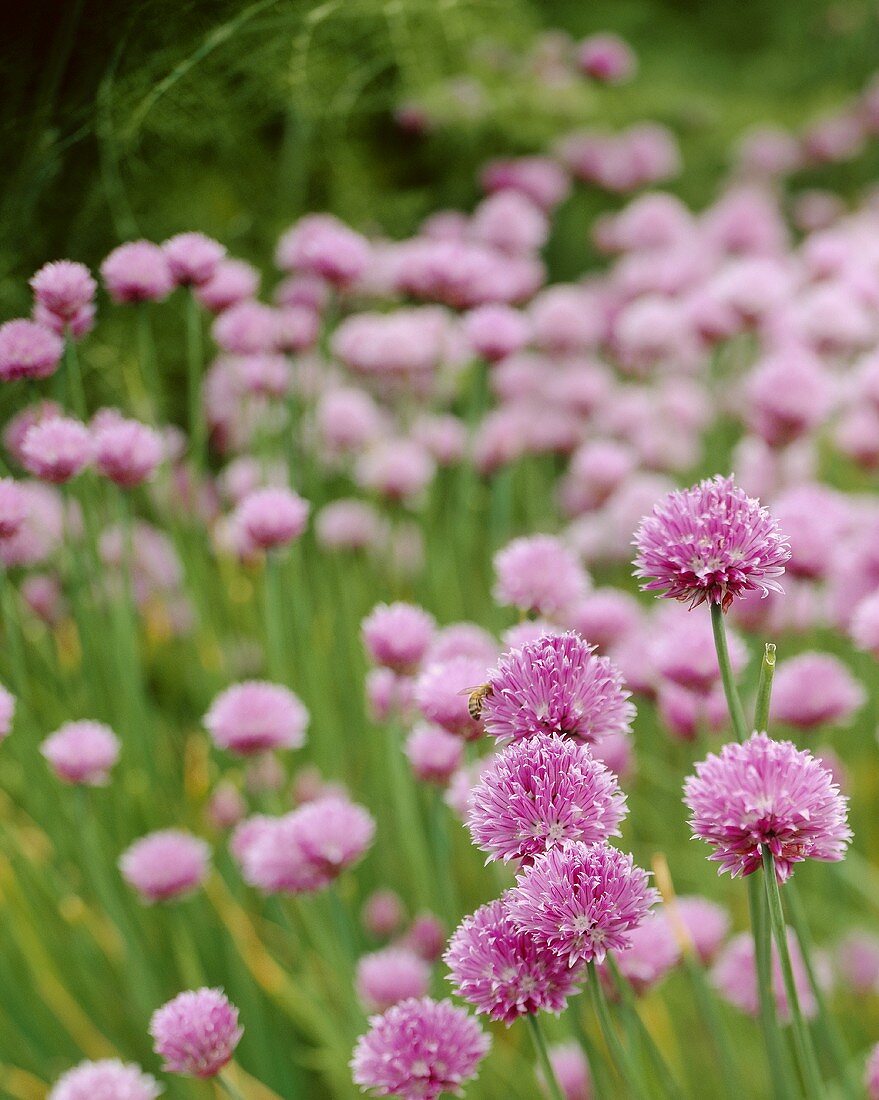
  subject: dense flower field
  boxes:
[5,21,879,1100]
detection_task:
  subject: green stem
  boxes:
[710,602,748,742]
[786,879,857,1098]
[217,1071,247,1100]
[526,1013,565,1100]
[680,952,742,1100]
[185,293,206,473]
[748,873,794,1100]
[587,960,648,1096]
[605,955,679,1098]
[761,851,824,1099]
[137,303,162,420]
[263,551,287,683]
[753,642,777,732]
[65,336,88,420]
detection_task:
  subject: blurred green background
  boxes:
[3,0,879,307]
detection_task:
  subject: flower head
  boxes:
[350,997,489,1099]
[101,241,174,303]
[291,794,376,875]
[205,680,308,756]
[356,947,431,1012]
[483,632,635,746]
[195,259,260,313]
[30,261,96,324]
[712,930,817,1022]
[467,735,626,864]
[506,841,657,967]
[362,602,435,672]
[0,319,63,381]
[0,685,15,741]
[162,232,226,287]
[602,910,680,995]
[633,475,790,610]
[0,478,27,539]
[771,652,865,731]
[149,988,242,1077]
[233,486,309,550]
[674,896,730,964]
[540,1042,591,1100]
[276,213,371,287]
[95,418,164,488]
[48,1059,162,1100]
[445,897,584,1024]
[119,829,210,902]
[404,723,463,784]
[493,535,590,617]
[684,731,851,881]
[41,720,120,785]
[21,416,92,483]
[414,655,492,739]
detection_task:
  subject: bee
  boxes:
[459,682,494,722]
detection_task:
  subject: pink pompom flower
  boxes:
[467,735,626,864]
[633,475,790,611]
[350,997,490,1100]
[119,829,211,902]
[362,602,435,672]
[506,841,657,967]
[493,535,590,617]
[445,897,584,1025]
[404,723,464,784]
[771,652,865,731]
[95,418,164,488]
[483,632,635,747]
[577,33,636,83]
[21,416,93,483]
[291,794,376,876]
[41,720,120,785]
[362,889,405,939]
[233,486,310,551]
[413,655,492,739]
[204,680,308,755]
[101,241,174,303]
[276,213,371,287]
[195,259,260,313]
[356,947,431,1012]
[674,896,730,964]
[0,319,64,381]
[684,731,851,882]
[0,478,27,539]
[48,1059,161,1100]
[712,930,816,1022]
[149,987,242,1078]
[540,1042,592,1100]
[0,685,15,741]
[30,261,97,326]
[601,910,680,995]
[162,232,226,287]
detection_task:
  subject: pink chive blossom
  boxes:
[0,478,27,539]
[540,1042,592,1100]
[565,589,642,652]
[467,735,626,864]
[204,680,309,755]
[21,416,92,483]
[119,829,210,903]
[316,499,384,553]
[276,213,371,287]
[426,623,498,668]
[712,930,817,1022]
[162,232,226,287]
[633,474,791,610]
[34,300,95,339]
[48,1059,162,1100]
[365,667,415,723]
[577,33,636,83]
[446,897,583,1025]
[770,652,865,731]
[0,319,64,381]
[40,720,120,785]
[867,1045,879,1100]
[414,656,492,740]
[493,535,590,617]
[362,602,436,672]
[356,947,431,1012]
[234,814,325,894]
[350,997,490,1100]
[480,157,571,211]
[233,486,309,550]
[836,930,879,995]
[149,988,242,1078]
[501,619,554,650]
[101,241,174,303]
[194,259,260,313]
[362,889,405,939]
[673,896,730,964]
[94,418,164,487]
[684,732,851,882]
[207,782,246,830]
[274,305,319,352]
[482,632,635,747]
[0,685,15,740]
[404,913,447,963]
[30,261,96,324]
[404,723,464,784]
[650,604,747,692]
[507,841,657,968]
[355,438,436,503]
[212,300,277,354]
[462,304,531,362]
[290,794,375,875]
[602,910,681,995]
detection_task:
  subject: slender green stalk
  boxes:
[709,602,748,741]
[761,850,824,1099]
[185,292,206,473]
[587,960,649,1096]
[263,551,288,682]
[753,642,776,732]
[137,303,163,420]
[786,879,857,1098]
[65,336,88,420]
[429,786,460,927]
[526,1013,565,1100]
[748,870,795,1100]
[605,954,680,1098]
[383,723,434,911]
[680,952,742,1100]
[217,1071,248,1100]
